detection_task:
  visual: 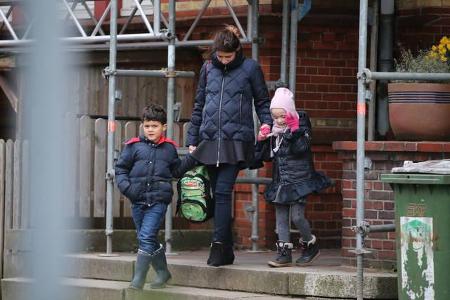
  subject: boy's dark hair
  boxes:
[142,103,167,124]
[213,25,241,52]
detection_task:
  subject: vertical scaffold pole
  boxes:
[164,0,176,254]
[105,0,118,255]
[249,0,260,252]
[153,0,160,34]
[288,0,298,96]
[280,0,289,84]
[356,0,368,299]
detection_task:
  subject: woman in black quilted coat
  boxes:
[187,25,272,267]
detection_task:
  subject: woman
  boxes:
[187,25,272,267]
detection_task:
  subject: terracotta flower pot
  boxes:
[388,83,450,141]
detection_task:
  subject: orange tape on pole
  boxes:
[357,103,366,116]
[108,121,116,133]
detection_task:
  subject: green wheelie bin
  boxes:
[381,166,450,300]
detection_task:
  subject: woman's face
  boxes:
[216,50,236,65]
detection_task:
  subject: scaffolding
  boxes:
[4,0,450,298]
[0,0,311,255]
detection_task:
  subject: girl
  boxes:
[256,87,332,267]
[187,25,272,267]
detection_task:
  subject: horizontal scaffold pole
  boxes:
[361,68,450,82]
[113,69,195,78]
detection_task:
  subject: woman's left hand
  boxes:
[257,124,271,141]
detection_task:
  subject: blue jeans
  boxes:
[207,164,240,245]
[131,202,168,254]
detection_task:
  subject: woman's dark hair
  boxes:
[213,25,241,52]
[142,103,167,124]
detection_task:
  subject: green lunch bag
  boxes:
[177,165,214,223]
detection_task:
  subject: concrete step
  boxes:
[63,249,398,299]
[1,277,298,300]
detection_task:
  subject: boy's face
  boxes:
[143,120,167,143]
[271,108,287,127]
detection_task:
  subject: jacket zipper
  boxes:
[239,93,243,124]
[217,74,225,167]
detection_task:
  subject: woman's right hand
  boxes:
[188,145,197,153]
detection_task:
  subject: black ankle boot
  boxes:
[296,235,320,265]
[150,244,172,289]
[207,242,234,267]
[268,241,293,267]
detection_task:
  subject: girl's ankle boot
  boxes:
[296,235,320,265]
[268,241,293,267]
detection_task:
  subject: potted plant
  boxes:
[388,37,450,141]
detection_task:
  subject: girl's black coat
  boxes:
[254,121,332,205]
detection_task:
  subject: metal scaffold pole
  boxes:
[355,0,368,299]
[249,0,260,252]
[288,0,298,95]
[105,0,118,255]
[165,0,176,255]
[280,0,289,85]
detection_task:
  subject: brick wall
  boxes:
[396,7,450,56]
[334,141,450,269]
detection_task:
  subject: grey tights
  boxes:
[275,202,312,243]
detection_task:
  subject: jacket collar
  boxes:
[138,135,178,147]
[211,48,244,71]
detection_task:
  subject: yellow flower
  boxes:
[440,36,449,44]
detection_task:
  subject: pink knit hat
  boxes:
[270,87,298,117]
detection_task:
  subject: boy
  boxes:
[115,103,196,289]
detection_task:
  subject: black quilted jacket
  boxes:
[187,52,272,147]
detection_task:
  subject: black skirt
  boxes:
[191,139,255,169]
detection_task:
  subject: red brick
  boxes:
[378,250,396,260]
[383,240,395,250]
[342,208,355,217]
[417,142,444,152]
[371,239,383,249]
[404,142,418,151]
[365,142,385,151]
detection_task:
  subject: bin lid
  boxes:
[391,159,450,175]
[381,173,450,184]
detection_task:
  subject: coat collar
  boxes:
[124,136,178,147]
[211,48,244,71]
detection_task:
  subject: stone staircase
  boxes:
[1,249,398,300]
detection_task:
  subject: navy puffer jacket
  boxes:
[187,52,272,146]
[115,136,195,205]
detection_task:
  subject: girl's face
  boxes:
[271,108,287,127]
[216,50,236,65]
